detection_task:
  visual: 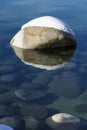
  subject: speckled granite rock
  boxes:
[10,27,76,49]
[10,16,76,49]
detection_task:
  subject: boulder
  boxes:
[10,16,76,49]
[46,113,80,130]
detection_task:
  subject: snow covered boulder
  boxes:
[10,16,76,49]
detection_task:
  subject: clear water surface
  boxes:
[0,0,87,130]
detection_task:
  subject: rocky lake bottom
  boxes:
[0,43,87,130]
[1,0,87,130]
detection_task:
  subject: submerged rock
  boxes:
[0,105,16,117]
[14,89,46,101]
[0,83,11,94]
[0,65,15,73]
[46,113,80,130]
[0,91,19,104]
[32,72,52,84]
[48,72,82,98]
[75,104,87,113]
[20,82,45,90]
[24,116,40,130]
[1,74,15,82]
[10,16,76,49]
[21,104,47,119]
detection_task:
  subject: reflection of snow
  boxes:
[22,60,67,71]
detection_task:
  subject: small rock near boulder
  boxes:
[46,113,80,130]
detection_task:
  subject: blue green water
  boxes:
[0,0,87,130]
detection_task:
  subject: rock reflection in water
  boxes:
[11,46,76,70]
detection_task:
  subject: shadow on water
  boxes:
[10,45,76,71]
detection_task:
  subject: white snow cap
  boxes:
[21,16,75,35]
[0,124,14,130]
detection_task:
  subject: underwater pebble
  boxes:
[1,74,15,82]
[14,89,46,101]
[48,72,82,98]
[32,72,52,85]
[0,65,15,73]
[75,104,87,113]
[21,104,48,119]
[0,105,16,117]
[0,83,10,94]
[24,73,36,80]
[0,91,18,104]
[24,116,40,130]
[20,82,45,90]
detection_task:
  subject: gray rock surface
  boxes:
[1,74,15,82]
[10,27,76,49]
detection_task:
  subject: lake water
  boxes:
[0,0,87,130]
